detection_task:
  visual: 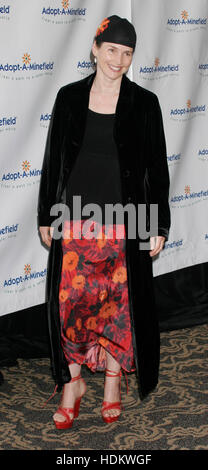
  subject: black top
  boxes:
[65,108,123,223]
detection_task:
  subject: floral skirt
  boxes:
[59,219,136,373]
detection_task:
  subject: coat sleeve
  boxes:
[37,88,64,227]
[145,94,171,241]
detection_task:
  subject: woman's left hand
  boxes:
[149,236,166,257]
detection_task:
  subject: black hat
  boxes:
[95,15,137,50]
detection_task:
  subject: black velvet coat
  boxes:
[38,71,170,400]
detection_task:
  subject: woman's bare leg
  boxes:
[53,363,85,423]
[103,351,121,418]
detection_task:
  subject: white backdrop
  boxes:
[0,0,208,316]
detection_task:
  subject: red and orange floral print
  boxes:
[59,219,136,373]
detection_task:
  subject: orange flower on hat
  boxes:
[112,266,127,284]
[59,289,69,303]
[72,275,86,290]
[62,251,79,271]
[66,327,76,342]
[99,300,117,318]
[96,17,110,36]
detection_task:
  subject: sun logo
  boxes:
[24,264,31,275]
[154,57,160,67]
[62,0,69,9]
[22,53,31,65]
[22,160,31,172]
[187,99,191,109]
[181,10,188,20]
[185,185,191,195]
[96,18,110,36]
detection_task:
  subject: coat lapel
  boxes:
[62,72,95,175]
[114,73,133,156]
[69,70,133,151]
[69,71,96,150]
[115,72,133,125]
[66,72,132,173]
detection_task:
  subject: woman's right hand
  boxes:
[39,226,54,248]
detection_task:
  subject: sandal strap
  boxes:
[102,401,121,412]
[105,368,129,395]
[42,374,83,408]
[105,368,121,377]
[70,373,82,383]
[42,383,58,408]
[56,406,74,424]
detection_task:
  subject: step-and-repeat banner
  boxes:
[0,0,208,316]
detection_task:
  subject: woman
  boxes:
[38,15,170,429]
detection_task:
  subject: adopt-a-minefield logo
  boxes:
[167,152,181,166]
[0,115,17,133]
[198,61,208,77]
[0,223,19,242]
[1,160,42,189]
[77,59,94,76]
[170,99,206,121]
[198,148,208,162]
[162,238,184,257]
[160,237,194,262]
[42,0,87,24]
[0,4,10,20]
[167,9,207,32]
[0,52,54,80]
[170,184,208,208]
[40,112,51,129]
[3,263,47,293]
[139,57,179,80]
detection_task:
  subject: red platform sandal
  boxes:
[101,368,128,424]
[53,373,86,430]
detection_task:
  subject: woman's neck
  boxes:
[91,69,122,96]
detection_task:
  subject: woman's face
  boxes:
[92,41,133,81]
